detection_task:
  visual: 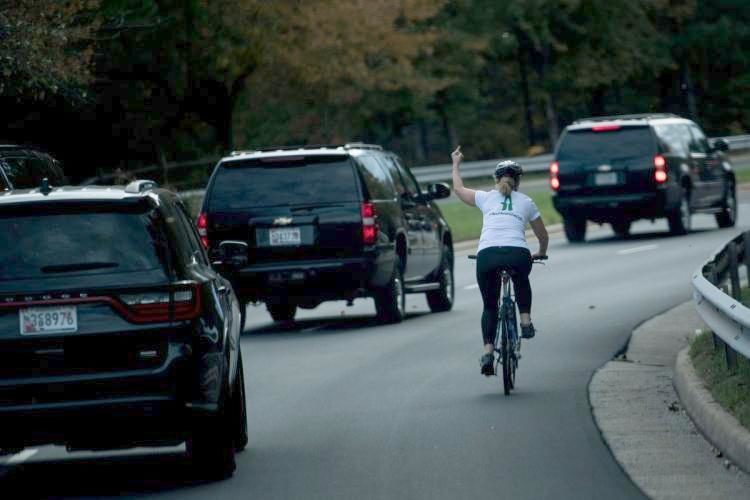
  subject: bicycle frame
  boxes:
[495,270,519,395]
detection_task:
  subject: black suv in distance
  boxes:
[550,114,735,242]
[0,181,247,480]
[199,143,454,324]
[0,145,67,189]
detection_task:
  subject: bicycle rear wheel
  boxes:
[500,314,514,395]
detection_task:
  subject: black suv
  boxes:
[0,145,67,190]
[550,114,735,242]
[199,143,454,323]
[0,181,247,479]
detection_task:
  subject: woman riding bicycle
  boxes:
[451,146,549,376]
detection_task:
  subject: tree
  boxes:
[0,0,100,100]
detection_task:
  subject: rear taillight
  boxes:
[197,212,209,248]
[549,161,560,191]
[654,155,668,184]
[119,282,202,323]
[592,124,621,132]
[362,202,378,245]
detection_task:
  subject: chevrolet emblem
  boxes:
[273,217,293,226]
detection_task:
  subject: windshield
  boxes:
[0,207,169,280]
[208,156,360,210]
[557,127,655,164]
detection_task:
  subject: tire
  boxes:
[668,188,691,235]
[239,301,247,333]
[716,183,737,228]
[267,302,297,322]
[611,220,631,239]
[426,246,454,313]
[233,356,248,452]
[374,255,405,323]
[500,314,513,396]
[563,216,586,243]
[187,386,236,480]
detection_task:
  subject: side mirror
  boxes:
[712,138,729,152]
[217,240,248,269]
[427,182,451,200]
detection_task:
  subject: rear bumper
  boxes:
[0,340,218,448]
[230,255,392,305]
[553,187,679,222]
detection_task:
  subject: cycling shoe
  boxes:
[479,352,495,376]
[521,323,536,339]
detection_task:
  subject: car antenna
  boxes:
[40,177,52,196]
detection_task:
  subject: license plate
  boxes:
[19,306,78,335]
[594,172,618,186]
[269,227,301,246]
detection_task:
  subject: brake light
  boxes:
[197,212,208,248]
[654,155,668,184]
[361,202,378,245]
[592,124,621,132]
[119,282,202,323]
[549,161,560,191]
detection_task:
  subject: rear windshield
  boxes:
[0,206,169,280]
[208,156,360,210]
[557,127,655,164]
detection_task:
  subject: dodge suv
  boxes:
[0,180,247,479]
[199,143,454,324]
[550,114,736,242]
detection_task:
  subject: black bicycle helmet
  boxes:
[494,160,523,181]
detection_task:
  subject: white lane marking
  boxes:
[617,244,659,256]
[464,284,479,290]
[6,449,38,465]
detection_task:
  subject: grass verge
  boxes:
[689,331,750,429]
[437,189,561,242]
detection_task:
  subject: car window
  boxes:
[688,125,710,154]
[557,127,655,163]
[357,155,394,200]
[391,157,421,197]
[176,202,209,265]
[0,163,9,191]
[2,156,34,187]
[208,156,360,210]
[0,206,170,280]
[378,156,408,197]
[653,124,688,156]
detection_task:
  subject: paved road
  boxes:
[4,196,750,499]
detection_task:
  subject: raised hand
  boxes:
[451,145,463,166]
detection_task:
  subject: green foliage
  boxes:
[690,331,750,429]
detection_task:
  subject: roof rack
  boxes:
[572,113,680,124]
[231,144,345,155]
[125,179,159,193]
[343,142,382,151]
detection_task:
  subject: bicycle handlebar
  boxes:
[467,254,548,262]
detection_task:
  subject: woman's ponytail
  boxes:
[497,177,516,196]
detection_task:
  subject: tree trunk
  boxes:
[589,86,606,117]
[544,93,559,148]
[517,45,535,147]
[681,63,698,122]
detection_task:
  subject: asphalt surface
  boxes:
[4,194,750,499]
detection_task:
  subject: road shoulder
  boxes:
[589,301,750,499]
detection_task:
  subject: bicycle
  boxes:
[469,254,547,395]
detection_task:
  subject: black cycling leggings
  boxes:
[476,246,533,345]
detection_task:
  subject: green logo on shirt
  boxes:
[501,196,513,211]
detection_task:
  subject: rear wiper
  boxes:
[41,262,119,273]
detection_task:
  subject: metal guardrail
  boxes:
[82,134,750,189]
[692,231,750,370]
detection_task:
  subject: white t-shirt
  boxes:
[474,190,540,252]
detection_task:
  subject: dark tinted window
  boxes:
[557,127,656,163]
[357,155,394,200]
[209,156,359,210]
[379,156,407,197]
[653,124,689,156]
[392,158,421,197]
[2,156,34,187]
[688,125,710,154]
[0,206,169,280]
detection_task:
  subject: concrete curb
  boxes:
[674,347,750,474]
